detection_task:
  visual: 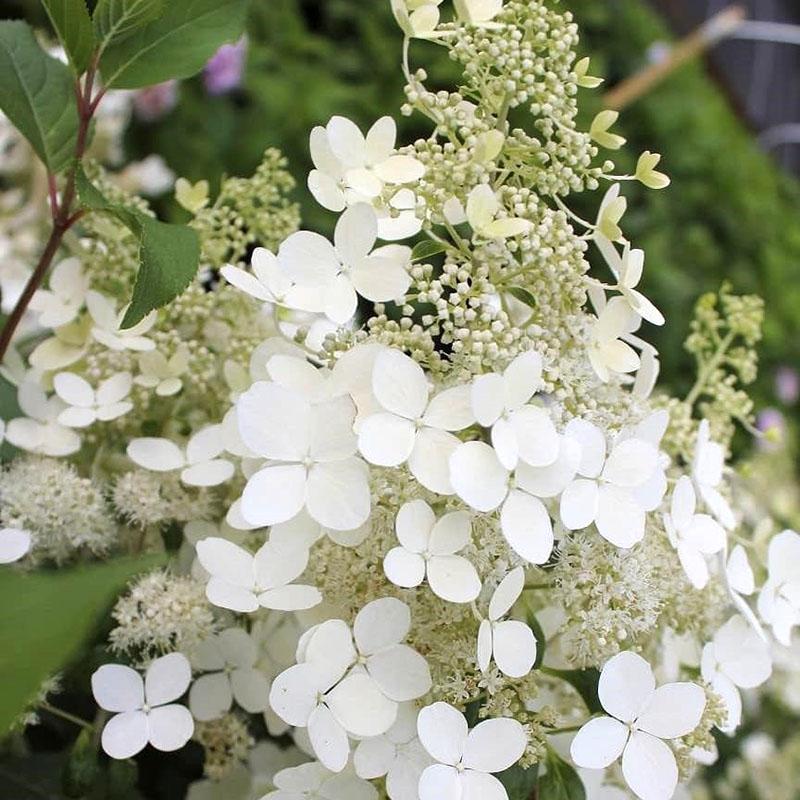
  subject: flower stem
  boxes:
[39,701,93,731]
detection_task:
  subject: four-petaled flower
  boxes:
[53,371,133,428]
[29,257,88,328]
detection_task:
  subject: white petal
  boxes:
[358,412,416,466]
[258,584,322,612]
[512,406,559,467]
[516,435,581,498]
[101,710,148,759]
[462,717,527,772]
[306,458,371,531]
[428,555,481,603]
[565,418,606,478]
[449,441,508,512]
[372,349,429,419]
[182,459,235,487]
[727,546,755,596]
[189,672,233,721]
[97,372,132,405]
[602,439,658,489]
[237,381,310,461]
[417,702,467,766]
[596,485,645,548]
[422,385,475,432]
[429,510,471,555]
[384,547,426,589]
[206,578,258,613]
[0,528,31,563]
[599,651,655,724]
[395,499,435,552]
[279,230,340,286]
[570,716,628,769]
[459,770,510,800]
[408,427,460,495]
[310,395,358,462]
[196,537,254,588]
[671,476,696,531]
[622,731,678,800]
[58,406,96,428]
[503,351,543,409]
[374,155,425,184]
[466,184,499,231]
[310,125,343,175]
[501,490,554,565]
[327,672,398,737]
[355,597,411,654]
[92,664,144,713]
[492,620,536,678]
[489,566,525,621]
[308,704,351,773]
[145,652,191,706]
[636,682,706,739]
[127,437,185,471]
[418,764,461,800]
[711,673,741,733]
[365,116,396,163]
[270,663,324,726]
[241,464,307,528]
[351,256,411,303]
[335,203,378,265]
[255,539,308,589]
[53,372,94,407]
[714,615,772,688]
[367,644,432,701]
[477,620,493,672]
[472,373,505,426]
[354,735,395,779]
[684,515,727,555]
[677,544,709,590]
[327,115,367,168]
[559,479,599,531]
[221,263,273,302]
[148,704,195,752]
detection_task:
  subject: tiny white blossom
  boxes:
[417,701,527,800]
[701,615,772,733]
[453,0,505,27]
[383,499,481,603]
[663,476,726,590]
[195,536,321,614]
[92,653,194,760]
[571,651,706,800]
[757,529,800,645]
[588,297,641,383]
[358,348,474,494]
[477,567,537,678]
[86,290,156,352]
[127,425,235,487]
[135,346,190,396]
[53,371,132,428]
[189,628,270,720]
[466,184,531,239]
[278,204,411,324]
[29,257,88,328]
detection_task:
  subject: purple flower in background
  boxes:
[756,407,785,451]
[133,80,179,122]
[775,366,800,406]
[203,37,248,96]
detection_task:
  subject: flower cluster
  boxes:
[1,3,795,800]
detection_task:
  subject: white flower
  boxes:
[559,418,662,548]
[91,652,194,760]
[471,350,558,470]
[308,115,425,239]
[390,0,445,39]
[450,436,579,563]
[278,204,411,325]
[570,651,706,800]
[417,701,527,800]
[477,567,537,678]
[0,527,31,563]
[588,296,641,382]
[263,762,378,800]
[663,476,727,589]
[86,290,156,352]
[357,349,474,494]
[236,381,371,530]
[453,0,505,27]
[691,420,735,530]
[53,371,132,428]
[29,257,88,328]
[354,703,432,800]
[270,598,431,772]
[5,380,81,456]
[189,628,270,720]
[195,536,321,613]
[701,615,772,733]
[127,425,235,487]
[466,184,531,239]
[135,346,190,396]
[726,545,755,596]
[757,529,800,645]
[220,247,322,312]
[383,500,481,603]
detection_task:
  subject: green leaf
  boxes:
[506,286,537,308]
[93,0,164,53]
[527,612,546,670]
[498,763,538,800]
[120,215,200,328]
[76,168,200,328]
[98,0,249,89]
[539,750,586,800]
[0,555,163,733]
[411,239,447,262]
[542,666,603,714]
[41,0,95,73]
[0,21,79,173]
